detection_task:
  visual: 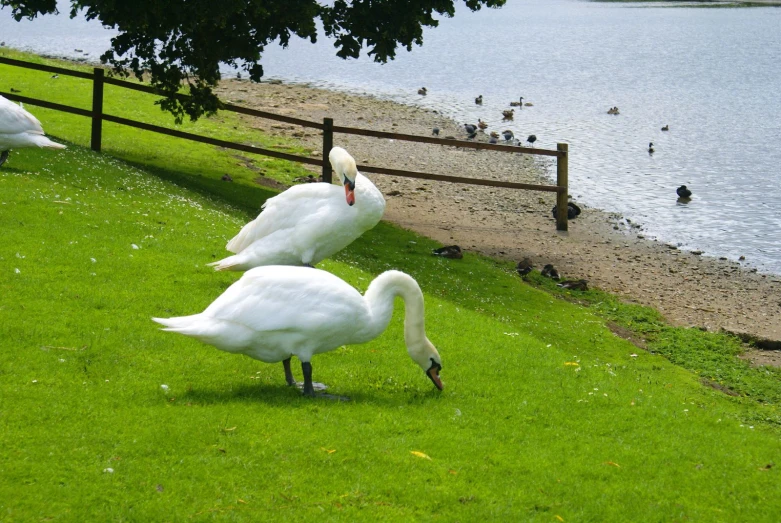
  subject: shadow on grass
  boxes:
[120,158,279,217]
[180,381,438,408]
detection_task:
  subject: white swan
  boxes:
[209,146,385,270]
[153,266,443,396]
[0,95,66,167]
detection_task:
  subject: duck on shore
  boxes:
[551,201,582,220]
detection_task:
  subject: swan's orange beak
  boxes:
[427,361,444,390]
[344,179,355,206]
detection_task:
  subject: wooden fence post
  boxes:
[322,117,333,183]
[556,143,569,231]
[91,68,104,152]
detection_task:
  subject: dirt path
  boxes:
[214,80,781,364]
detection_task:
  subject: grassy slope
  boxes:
[1,51,780,521]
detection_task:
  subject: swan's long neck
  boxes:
[363,270,427,349]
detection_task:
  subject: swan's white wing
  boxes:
[226,182,343,253]
[0,96,45,135]
[203,267,366,338]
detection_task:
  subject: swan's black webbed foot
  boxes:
[301,361,315,396]
[283,357,296,386]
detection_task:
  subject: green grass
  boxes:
[1,50,781,521]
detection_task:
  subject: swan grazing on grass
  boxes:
[210,146,385,270]
[0,95,66,167]
[153,266,444,396]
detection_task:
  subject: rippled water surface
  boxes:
[2,0,780,272]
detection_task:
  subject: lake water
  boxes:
[2,0,780,273]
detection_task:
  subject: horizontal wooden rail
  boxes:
[102,76,324,129]
[0,55,94,80]
[358,164,565,193]
[101,113,324,166]
[0,91,92,118]
[332,125,564,157]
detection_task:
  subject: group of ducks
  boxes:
[0,98,443,397]
[154,146,444,397]
[423,90,538,145]
[455,122,537,147]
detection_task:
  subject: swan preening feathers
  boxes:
[0,95,66,167]
[209,146,385,270]
[154,266,444,396]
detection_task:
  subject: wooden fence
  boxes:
[0,56,572,230]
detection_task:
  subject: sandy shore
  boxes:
[214,79,781,364]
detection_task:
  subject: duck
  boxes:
[502,109,515,120]
[661,125,669,131]
[557,279,588,291]
[541,264,560,280]
[524,102,534,107]
[526,134,537,146]
[478,119,488,130]
[648,142,655,154]
[209,146,385,271]
[475,95,483,105]
[516,258,534,278]
[432,245,463,259]
[417,87,427,95]
[551,201,582,219]
[0,95,66,167]
[153,266,444,397]
[676,185,692,199]
[510,97,524,107]
[607,106,620,115]
[489,131,500,139]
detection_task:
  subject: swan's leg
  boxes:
[0,151,8,168]
[301,361,315,397]
[282,357,296,386]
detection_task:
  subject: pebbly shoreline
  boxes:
[213,79,781,364]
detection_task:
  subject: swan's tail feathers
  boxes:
[31,135,66,149]
[207,255,244,272]
[153,315,254,350]
[153,315,204,333]
[225,219,259,253]
[225,230,249,254]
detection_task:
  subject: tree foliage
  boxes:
[2,0,505,122]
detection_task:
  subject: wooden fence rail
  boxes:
[0,56,572,230]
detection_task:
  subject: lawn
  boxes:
[1,50,780,521]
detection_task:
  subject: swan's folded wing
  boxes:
[226,183,343,253]
[201,267,364,336]
[0,96,45,135]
